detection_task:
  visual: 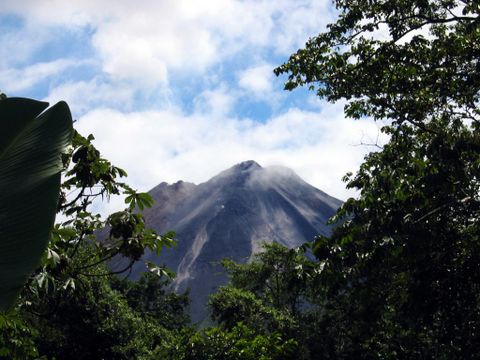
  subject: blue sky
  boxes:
[1,1,383,213]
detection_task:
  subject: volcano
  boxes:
[129,160,342,323]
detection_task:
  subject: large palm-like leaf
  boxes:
[0,98,72,311]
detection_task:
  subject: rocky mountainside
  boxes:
[129,160,342,323]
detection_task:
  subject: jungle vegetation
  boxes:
[1,1,479,358]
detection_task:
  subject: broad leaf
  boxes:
[0,97,72,311]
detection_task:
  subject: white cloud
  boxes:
[0,26,46,69]
[74,101,383,218]
[1,1,335,88]
[270,0,337,55]
[193,85,237,117]
[0,0,111,27]
[238,64,274,97]
[2,0,377,221]
[44,77,136,115]
[0,59,77,93]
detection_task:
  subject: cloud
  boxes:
[193,86,237,117]
[0,0,110,27]
[1,0,374,221]
[1,1,336,89]
[238,64,274,97]
[44,77,136,115]
[74,101,383,215]
[269,0,337,55]
[0,26,44,69]
[0,59,78,93]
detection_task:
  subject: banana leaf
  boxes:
[0,98,72,311]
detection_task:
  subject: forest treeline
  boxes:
[1,0,479,359]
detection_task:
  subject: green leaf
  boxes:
[55,227,77,240]
[62,278,75,291]
[0,98,73,311]
[146,261,174,278]
[46,248,60,267]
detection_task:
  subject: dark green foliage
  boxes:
[310,113,480,359]
[28,269,161,359]
[210,286,272,330]
[4,241,190,359]
[0,311,43,360]
[275,1,480,125]
[210,286,301,337]
[0,99,183,358]
[219,243,316,315]
[209,243,320,359]
[184,324,298,360]
[209,243,316,338]
[275,1,480,358]
[23,258,189,360]
[112,272,190,330]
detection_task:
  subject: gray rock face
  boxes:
[134,160,342,323]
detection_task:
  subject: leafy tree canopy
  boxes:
[0,95,179,358]
[209,243,323,359]
[275,0,479,127]
[276,1,480,358]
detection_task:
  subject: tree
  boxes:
[275,1,480,358]
[208,243,320,359]
[275,1,479,127]
[25,265,163,360]
[20,127,175,308]
[0,95,178,358]
[112,271,190,330]
[183,323,298,360]
[216,243,315,316]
